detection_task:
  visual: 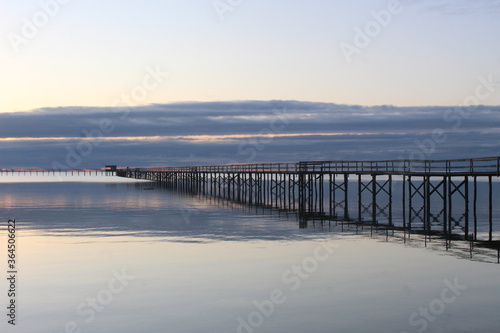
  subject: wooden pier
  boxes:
[0,169,116,176]
[117,156,500,243]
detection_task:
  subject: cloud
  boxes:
[0,101,499,169]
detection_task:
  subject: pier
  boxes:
[0,168,116,177]
[118,156,500,246]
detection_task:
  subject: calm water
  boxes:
[0,175,499,333]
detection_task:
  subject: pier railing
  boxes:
[129,156,500,176]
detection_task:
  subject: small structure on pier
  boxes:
[105,165,117,172]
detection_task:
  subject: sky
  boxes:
[0,0,500,168]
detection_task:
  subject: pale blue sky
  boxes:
[1,0,500,112]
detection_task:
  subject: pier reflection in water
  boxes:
[155,180,500,264]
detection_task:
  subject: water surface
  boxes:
[0,176,499,332]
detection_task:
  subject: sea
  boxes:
[0,172,499,333]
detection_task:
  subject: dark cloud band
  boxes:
[0,101,499,168]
